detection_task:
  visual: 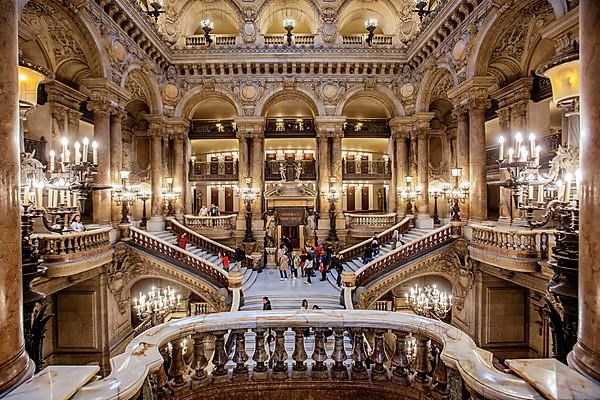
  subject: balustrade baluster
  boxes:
[211,330,229,383]
[153,364,169,396]
[271,328,288,380]
[391,330,409,384]
[291,328,308,379]
[251,328,269,381]
[311,329,329,379]
[167,340,186,387]
[351,329,368,380]
[370,329,389,381]
[413,336,430,390]
[432,355,449,399]
[331,328,348,380]
[232,330,249,382]
[191,334,209,384]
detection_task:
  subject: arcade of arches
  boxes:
[1,0,600,398]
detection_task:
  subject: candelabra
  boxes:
[201,19,214,47]
[136,189,151,228]
[365,18,377,47]
[47,137,109,213]
[239,177,260,243]
[413,0,433,21]
[283,17,295,46]
[406,284,452,321]
[133,286,181,326]
[442,168,470,222]
[161,177,180,217]
[145,0,164,21]
[429,187,442,225]
[398,175,421,215]
[324,176,341,242]
[497,132,580,363]
[112,170,139,224]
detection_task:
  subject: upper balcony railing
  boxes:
[343,119,390,138]
[185,34,237,47]
[189,160,238,181]
[183,214,237,240]
[34,227,112,263]
[265,118,315,138]
[189,119,237,139]
[264,159,317,181]
[346,213,397,234]
[341,34,393,46]
[342,159,391,179]
[71,310,542,400]
[469,224,553,273]
[264,34,316,46]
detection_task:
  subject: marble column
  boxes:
[496,107,512,224]
[570,0,600,381]
[90,105,111,225]
[110,111,123,224]
[251,133,264,213]
[454,107,470,220]
[237,133,250,220]
[330,132,343,191]
[388,137,397,214]
[0,0,34,393]
[148,132,164,231]
[317,133,330,218]
[467,101,489,222]
[67,109,82,144]
[416,129,430,219]
[173,134,185,219]
[395,132,408,215]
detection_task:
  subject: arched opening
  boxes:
[338,0,396,35]
[259,0,318,34]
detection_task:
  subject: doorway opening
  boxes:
[281,226,301,249]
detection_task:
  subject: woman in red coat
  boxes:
[176,233,189,250]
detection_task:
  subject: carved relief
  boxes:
[240,8,258,44]
[320,8,338,44]
[355,239,474,311]
[108,244,229,314]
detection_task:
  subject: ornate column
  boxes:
[147,118,165,232]
[110,109,125,224]
[330,131,343,190]
[496,107,512,224]
[237,132,250,223]
[316,131,330,222]
[66,109,82,143]
[168,119,189,221]
[449,77,494,223]
[451,105,470,220]
[571,0,600,381]
[0,0,34,393]
[390,118,411,216]
[88,102,112,225]
[414,115,434,228]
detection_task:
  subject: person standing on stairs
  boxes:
[176,232,189,250]
[304,252,314,285]
[290,251,300,279]
[219,252,230,272]
[263,296,272,310]
[391,229,399,249]
[233,246,245,272]
[371,234,380,257]
[333,253,343,287]
[279,251,289,281]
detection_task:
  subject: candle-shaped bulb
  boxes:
[61,137,68,147]
[515,132,522,142]
[92,141,98,164]
[529,132,536,156]
[498,136,505,161]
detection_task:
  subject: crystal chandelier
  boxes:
[364,18,378,47]
[442,167,470,221]
[398,175,421,215]
[133,286,181,325]
[406,284,452,320]
[283,18,295,46]
[161,177,181,217]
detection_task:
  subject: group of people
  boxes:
[276,236,344,286]
[197,203,221,217]
[262,297,322,311]
[361,229,403,265]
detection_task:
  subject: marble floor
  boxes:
[241,268,343,310]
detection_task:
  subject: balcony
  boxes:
[346,213,397,238]
[341,34,393,46]
[264,34,315,46]
[33,227,113,277]
[469,224,553,272]
[185,34,237,47]
[189,160,238,181]
[343,119,390,138]
[264,118,315,138]
[342,159,391,180]
[189,119,237,139]
[264,159,317,181]
[183,214,237,240]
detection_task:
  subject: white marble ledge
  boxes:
[4,366,99,400]
[506,358,600,400]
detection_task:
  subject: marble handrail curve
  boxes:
[354,223,455,287]
[71,310,541,400]
[339,215,413,260]
[129,226,229,287]
[171,219,255,268]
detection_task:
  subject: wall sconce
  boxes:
[201,19,214,47]
[283,18,295,46]
[364,18,378,47]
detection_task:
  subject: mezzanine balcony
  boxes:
[189,119,237,139]
[342,159,391,180]
[264,118,315,138]
[189,160,239,182]
[264,159,317,181]
[343,119,390,138]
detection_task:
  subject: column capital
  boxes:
[234,116,265,134]
[496,106,511,129]
[447,76,495,110]
[491,77,533,109]
[314,116,346,137]
[236,131,251,140]
[45,79,87,111]
[145,114,168,137]
[164,118,190,140]
[81,77,130,110]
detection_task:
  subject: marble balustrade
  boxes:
[346,213,397,231]
[469,225,552,273]
[33,227,112,263]
[183,214,237,231]
[69,310,544,400]
[340,216,413,261]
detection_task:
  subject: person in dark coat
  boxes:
[263,296,272,310]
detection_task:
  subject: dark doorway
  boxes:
[211,187,219,208]
[361,186,369,210]
[282,226,300,249]
[346,186,356,211]
[224,187,234,212]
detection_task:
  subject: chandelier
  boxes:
[406,284,452,320]
[144,0,165,22]
[442,167,470,221]
[201,19,214,47]
[161,177,181,217]
[283,18,295,46]
[133,286,181,325]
